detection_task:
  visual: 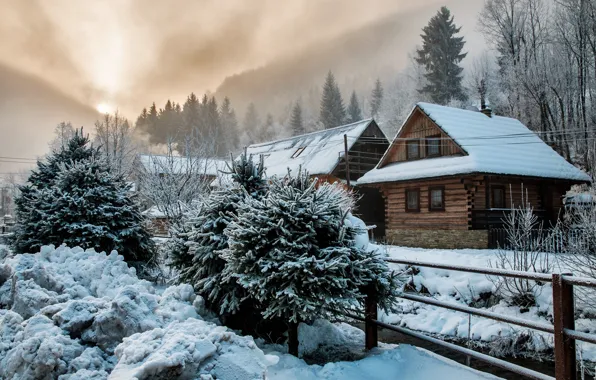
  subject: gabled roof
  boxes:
[137,154,229,177]
[357,102,591,185]
[244,118,378,178]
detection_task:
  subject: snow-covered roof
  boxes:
[137,154,229,177]
[357,103,591,185]
[141,205,167,218]
[244,119,376,178]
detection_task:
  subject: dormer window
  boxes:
[426,135,441,157]
[406,140,420,160]
[291,147,305,158]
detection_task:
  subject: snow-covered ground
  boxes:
[381,245,596,361]
[0,244,499,379]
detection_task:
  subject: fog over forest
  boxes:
[0,0,483,173]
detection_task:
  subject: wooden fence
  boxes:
[488,228,592,253]
[343,259,596,380]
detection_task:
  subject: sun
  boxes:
[96,103,113,114]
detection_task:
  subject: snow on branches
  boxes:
[169,151,268,314]
[12,129,156,265]
[221,169,397,323]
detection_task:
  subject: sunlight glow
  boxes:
[96,103,113,114]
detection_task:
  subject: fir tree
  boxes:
[43,158,155,263]
[220,97,239,155]
[256,113,275,142]
[157,100,175,143]
[169,151,267,314]
[319,71,346,129]
[347,91,363,123]
[222,170,397,355]
[12,130,155,264]
[13,130,96,253]
[415,6,467,104]
[147,103,159,144]
[243,103,260,143]
[369,79,383,118]
[183,93,201,135]
[290,102,304,136]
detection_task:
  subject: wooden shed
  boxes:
[240,119,390,236]
[357,103,591,249]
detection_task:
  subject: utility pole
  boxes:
[344,134,351,187]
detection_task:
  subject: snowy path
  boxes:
[267,345,500,380]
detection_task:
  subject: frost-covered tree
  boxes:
[169,151,267,314]
[13,129,96,253]
[346,91,363,123]
[12,129,155,264]
[222,170,397,355]
[43,158,155,263]
[369,79,384,118]
[94,112,137,177]
[415,6,467,104]
[290,102,304,136]
[320,71,346,129]
[49,122,76,152]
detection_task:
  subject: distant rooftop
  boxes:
[245,118,377,178]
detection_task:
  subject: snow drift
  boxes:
[0,245,268,379]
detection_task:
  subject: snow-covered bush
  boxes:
[490,198,551,308]
[0,245,269,379]
[556,185,596,310]
[222,170,398,355]
[169,151,267,314]
[12,129,156,265]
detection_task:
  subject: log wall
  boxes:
[383,109,464,164]
[381,177,469,231]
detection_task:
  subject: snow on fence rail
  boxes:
[342,258,596,380]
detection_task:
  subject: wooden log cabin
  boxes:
[241,119,390,236]
[357,102,591,249]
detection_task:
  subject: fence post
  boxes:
[365,286,378,350]
[552,273,576,380]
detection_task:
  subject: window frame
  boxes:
[428,186,445,211]
[406,139,421,160]
[405,188,420,212]
[491,185,506,209]
[425,134,442,158]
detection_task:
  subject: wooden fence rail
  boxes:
[347,259,596,380]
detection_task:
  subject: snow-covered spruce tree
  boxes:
[168,151,267,314]
[12,130,155,265]
[12,129,96,253]
[320,71,346,129]
[222,170,397,355]
[346,91,363,123]
[415,6,467,104]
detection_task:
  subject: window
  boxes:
[426,135,441,157]
[406,140,420,160]
[405,189,420,212]
[291,147,305,158]
[491,186,506,208]
[428,186,445,211]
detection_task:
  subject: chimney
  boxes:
[480,106,492,118]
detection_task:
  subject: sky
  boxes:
[0,0,483,175]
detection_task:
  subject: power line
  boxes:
[0,156,38,161]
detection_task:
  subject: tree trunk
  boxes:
[287,320,299,356]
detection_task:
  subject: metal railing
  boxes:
[347,259,596,380]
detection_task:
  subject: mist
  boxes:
[0,0,483,173]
